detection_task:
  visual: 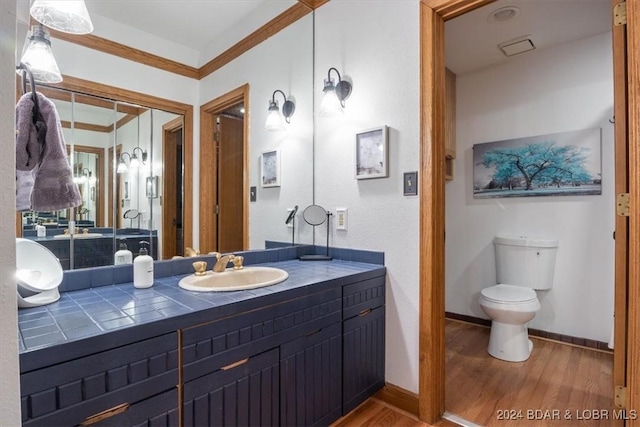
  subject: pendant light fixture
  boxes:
[265,89,296,131]
[319,67,352,117]
[19,24,62,84]
[30,0,94,35]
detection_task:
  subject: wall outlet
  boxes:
[336,208,347,231]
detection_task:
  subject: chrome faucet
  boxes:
[213,253,235,272]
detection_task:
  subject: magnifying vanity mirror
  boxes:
[15,1,316,276]
[299,204,332,261]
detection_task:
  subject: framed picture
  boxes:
[123,181,130,200]
[261,149,281,187]
[355,125,388,179]
[146,175,159,198]
[473,128,602,199]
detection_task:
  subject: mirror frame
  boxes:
[15,75,194,254]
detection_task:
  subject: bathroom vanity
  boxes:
[18,250,385,426]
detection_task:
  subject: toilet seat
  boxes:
[481,284,537,304]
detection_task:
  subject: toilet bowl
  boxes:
[479,235,558,362]
[479,284,540,362]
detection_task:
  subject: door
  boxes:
[199,85,249,255]
[162,117,183,258]
[419,0,637,424]
[217,114,244,252]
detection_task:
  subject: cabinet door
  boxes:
[343,306,385,414]
[280,322,342,427]
[183,348,280,427]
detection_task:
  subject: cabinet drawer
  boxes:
[181,288,341,382]
[280,322,342,427]
[86,388,178,427]
[183,348,280,427]
[343,276,385,319]
[21,333,178,426]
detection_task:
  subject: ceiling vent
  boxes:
[499,38,536,57]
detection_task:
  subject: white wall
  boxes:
[314,0,421,393]
[445,32,615,342]
[0,1,20,424]
[199,15,315,249]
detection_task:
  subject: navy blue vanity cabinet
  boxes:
[183,348,280,426]
[280,321,343,426]
[342,275,386,414]
[20,332,179,426]
[180,287,342,425]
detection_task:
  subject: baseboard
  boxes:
[445,311,612,352]
[374,382,419,417]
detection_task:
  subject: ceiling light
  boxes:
[488,6,520,23]
[30,0,94,35]
[319,67,352,117]
[19,25,62,84]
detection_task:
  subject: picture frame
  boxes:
[355,125,388,179]
[261,149,281,187]
[123,181,130,200]
[146,175,159,198]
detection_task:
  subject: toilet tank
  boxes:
[494,235,558,290]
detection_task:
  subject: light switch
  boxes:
[336,208,347,231]
[250,186,257,202]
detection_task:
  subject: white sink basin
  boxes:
[178,266,289,292]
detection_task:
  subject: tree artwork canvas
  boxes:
[473,128,602,199]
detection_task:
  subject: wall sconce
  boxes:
[319,67,352,117]
[117,147,147,174]
[30,0,94,35]
[18,24,62,84]
[265,89,295,131]
[83,168,96,186]
[129,147,148,169]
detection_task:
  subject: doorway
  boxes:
[162,117,184,259]
[418,0,637,424]
[199,85,250,254]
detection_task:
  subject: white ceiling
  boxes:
[445,0,612,75]
[84,0,298,54]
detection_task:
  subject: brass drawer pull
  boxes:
[221,357,249,371]
[359,308,372,317]
[79,402,130,426]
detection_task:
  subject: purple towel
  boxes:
[15,92,82,211]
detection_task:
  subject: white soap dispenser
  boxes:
[114,239,133,265]
[133,241,154,289]
[36,222,46,238]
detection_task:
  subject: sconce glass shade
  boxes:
[116,160,128,174]
[319,79,344,117]
[19,25,62,84]
[129,155,140,169]
[265,100,284,131]
[30,0,94,35]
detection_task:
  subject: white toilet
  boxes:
[479,235,558,362]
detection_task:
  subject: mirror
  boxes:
[16,2,315,272]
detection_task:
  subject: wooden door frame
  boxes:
[625,1,640,421]
[419,0,639,423]
[199,84,250,254]
[162,116,184,259]
[71,144,105,227]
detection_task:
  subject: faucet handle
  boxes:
[208,251,221,259]
[185,247,200,257]
[232,256,244,270]
[192,261,207,276]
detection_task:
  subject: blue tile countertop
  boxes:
[18,259,386,373]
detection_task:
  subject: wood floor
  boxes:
[333,319,616,427]
[445,319,617,426]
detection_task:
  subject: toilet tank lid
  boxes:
[494,235,558,248]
